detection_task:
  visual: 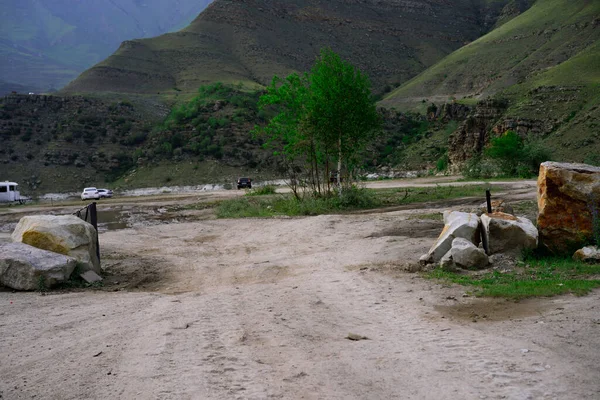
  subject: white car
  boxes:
[81,187,100,200]
[97,189,113,198]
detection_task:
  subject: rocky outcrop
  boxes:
[442,238,489,270]
[423,211,481,263]
[537,162,600,254]
[481,212,538,256]
[573,246,600,263]
[448,99,508,169]
[12,215,101,274]
[0,242,76,290]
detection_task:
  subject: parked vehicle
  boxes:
[97,189,113,198]
[81,187,100,200]
[0,181,24,203]
[237,177,252,189]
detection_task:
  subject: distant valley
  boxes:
[0,0,212,93]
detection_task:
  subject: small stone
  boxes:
[80,271,103,283]
[346,333,369,341]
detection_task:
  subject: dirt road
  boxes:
[2,198,600,399]
[2,178,599,399]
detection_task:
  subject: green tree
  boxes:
[308,49,380,192]
[485,130,523,176]
[255,49,380,197]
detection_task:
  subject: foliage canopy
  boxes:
[254,49,381,198]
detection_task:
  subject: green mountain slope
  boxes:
[0,0,212,93]
[63,0,523,95]
[381,0,600,109]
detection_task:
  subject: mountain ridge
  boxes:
[0,0,213,93]
[63,0,523,95]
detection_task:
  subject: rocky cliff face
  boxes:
[448,100,508,168]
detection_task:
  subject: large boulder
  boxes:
[0,242,76,290]
[448,238,489,270]
[424,211,481,263]
[537,162,600,254]
[573,246,600,264]
[481,212,538,256]
[12,215,101,274]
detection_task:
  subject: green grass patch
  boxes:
[217,184,502,218]
[246,185,277,196]
[427,257,600,299]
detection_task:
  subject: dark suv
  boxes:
[237,177,252,189]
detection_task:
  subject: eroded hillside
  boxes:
[63,0,521,95]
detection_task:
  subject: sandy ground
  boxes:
[1,179,599,399]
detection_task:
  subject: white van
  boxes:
[0,181,21,203]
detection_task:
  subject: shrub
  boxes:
[436,152,449,172]
[247,185,277,196]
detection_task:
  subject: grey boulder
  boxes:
[0,242,76,291]
[449,238,489,269]
[425,211,481,263]
[481,212,538,256]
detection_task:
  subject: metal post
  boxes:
[90,202,100,262]
[486,189,492,214]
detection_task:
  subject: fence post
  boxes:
[90,202,100,262]
[486,189,492,214]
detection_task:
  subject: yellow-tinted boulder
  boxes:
[537,162,600,254]
[12,215,100,274]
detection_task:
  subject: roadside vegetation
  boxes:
[427,256,600,299]
[217,184,500,218]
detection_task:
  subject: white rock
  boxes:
[0,242,76,291]
[426,211,481,263]
[573,246,600,263]
[12,215,101,274]
[450,238,489,270]
[481,212,538,256]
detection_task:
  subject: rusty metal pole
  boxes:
[486,189,492,214]
[90,202,100,262]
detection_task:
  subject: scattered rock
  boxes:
[537,162,600,254]
[346,333,369,341]
[440,251,456,271]
[488,254,518,271]
[11,215,101,274]
[80,270,103,284]
[448,238,489,269]
[573,246,600,263]
[425,211,481,263]
[481,212,538,256]
[0,242,76,291]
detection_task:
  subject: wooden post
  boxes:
[90,202,100,262]
[486,189,492,214]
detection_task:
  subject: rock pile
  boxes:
[421,209,538,271]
